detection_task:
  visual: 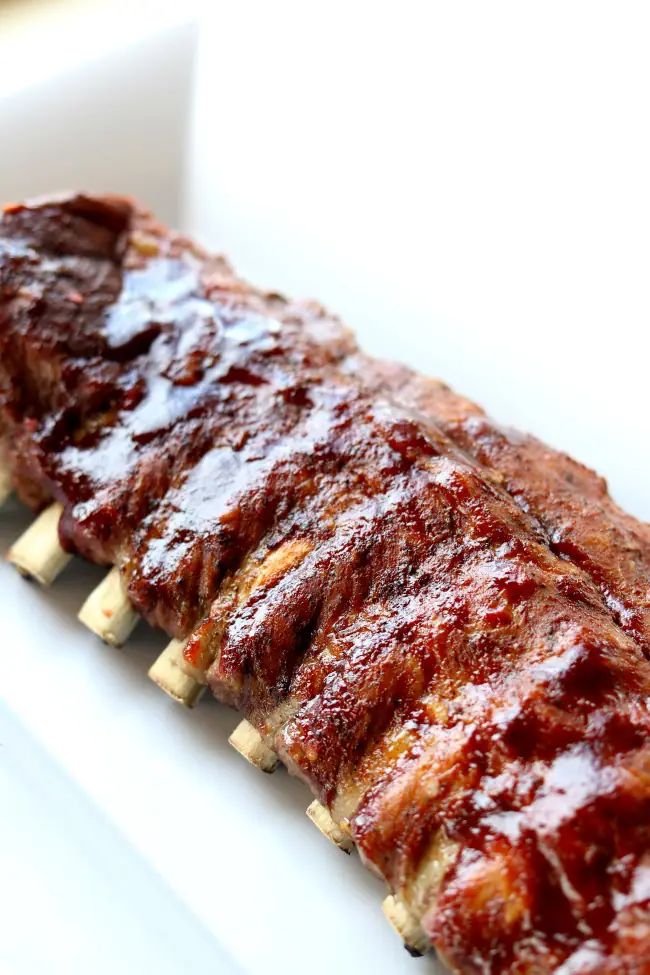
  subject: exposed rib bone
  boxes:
[382,830,457,957]
[148,638,205,707]
[8,502,71,585]
[0,466,11,505]
[382,895,430,957]
[228,720,279,773]
[306,800,353,853]
[77,567,139,647]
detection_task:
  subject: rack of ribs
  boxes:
[1,193,648,974]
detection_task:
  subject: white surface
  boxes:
[0,702,236,975]
[1,3,649,974]
[0,0,198,99]
[0,6,197,225]
[188,0,650,521]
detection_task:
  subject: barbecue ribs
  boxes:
[1,194,648,974]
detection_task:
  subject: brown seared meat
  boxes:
[1,194,649,974]
[198,402,649,974]
[0,195,356,631]
[1,195,648,646]
[374,362,650,657]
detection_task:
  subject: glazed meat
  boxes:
[376,363,650,657]
[1,195,648,646]
[1,194,649,974]
[0,194,356,631]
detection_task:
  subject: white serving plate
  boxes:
[1,5,649,974]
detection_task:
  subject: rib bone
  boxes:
[306,800,353,853]
[8,502,71,585]
[228,720,279,773]
[382,895,430,957]
[0,466,11,505]
[77,567,139,647]
[148,638,205,707]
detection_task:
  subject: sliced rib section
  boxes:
[1,193,649,973]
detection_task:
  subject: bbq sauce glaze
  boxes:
[1,195,649,974]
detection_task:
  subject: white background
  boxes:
[188,1,650,521]
[0,3,649,974]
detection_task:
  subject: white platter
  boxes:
[1,5,649,974]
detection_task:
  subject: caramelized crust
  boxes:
[0,194,355,631]
[359,360,650,658]
[1,194,649,974]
